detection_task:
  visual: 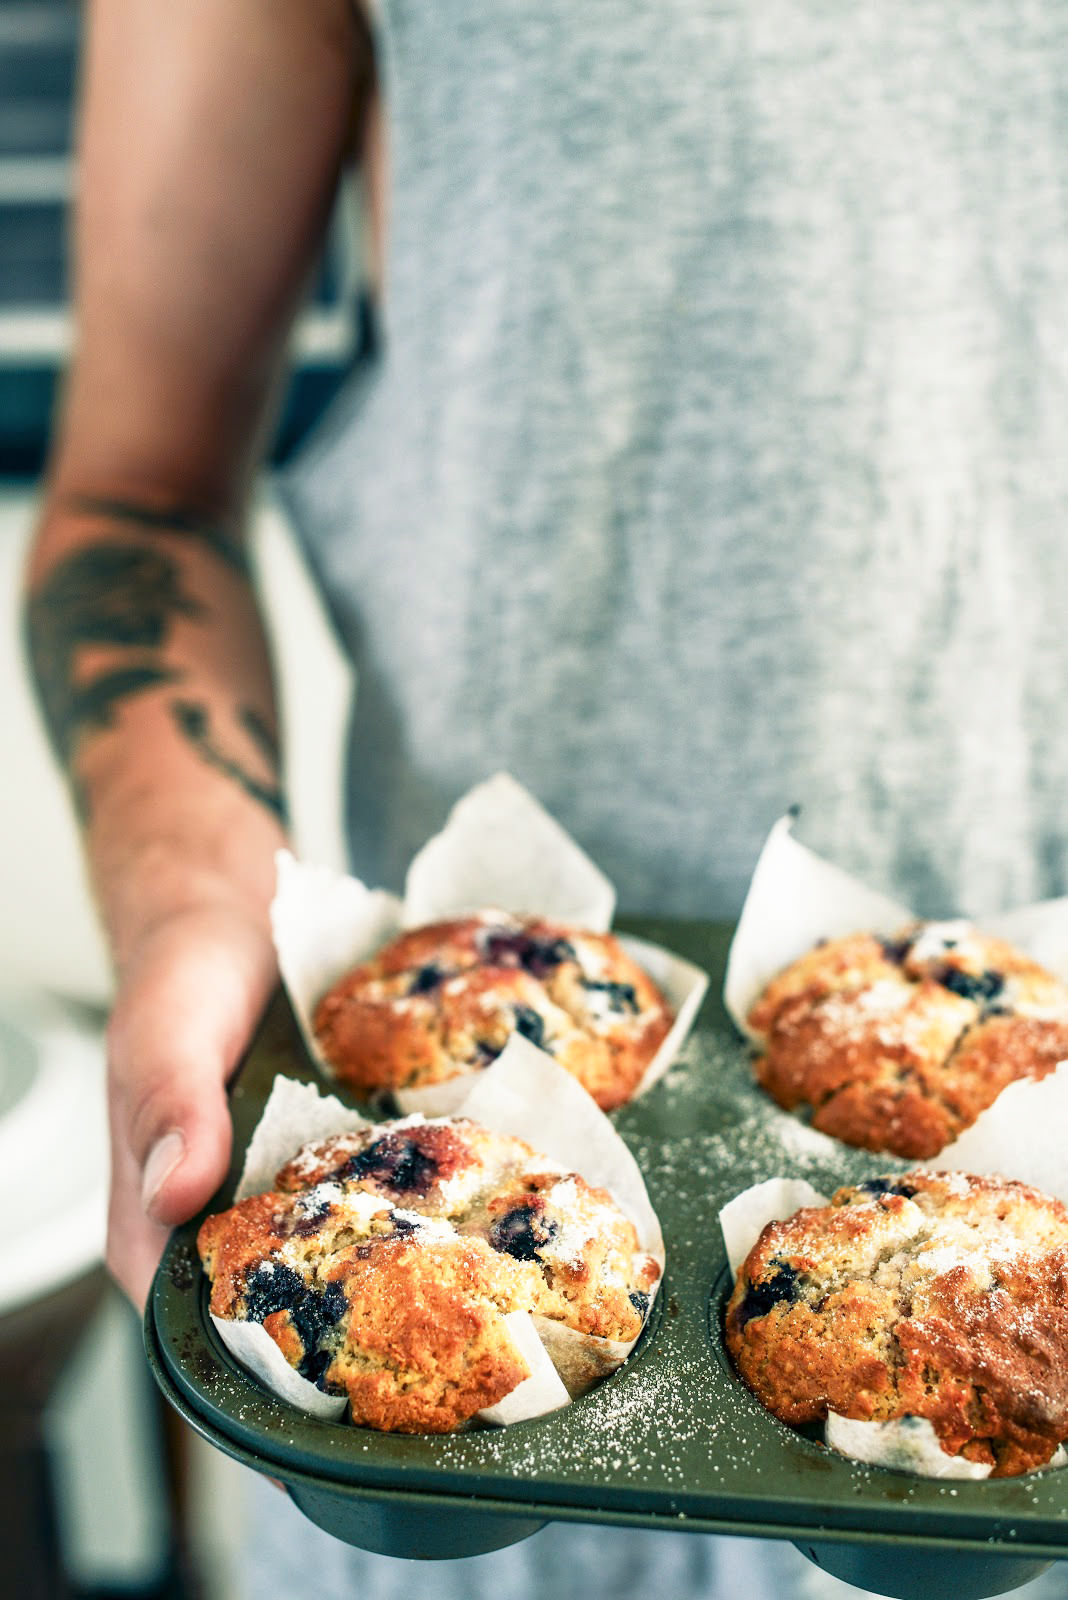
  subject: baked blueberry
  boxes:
[409,963,446,994]
[858,1177,919,1199]
[242,1264,348,1388]
[735,1261,800,1326]
[288,1190,338,1236]
[480,928,576,977]
[512,1004,546,1049]
[242,1260,305,1323]
[341,1132,439,1194]
[935,966,1004,1005]
[489,1202,557,1262]
[582,979,639,1013]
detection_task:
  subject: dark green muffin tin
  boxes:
[147,920,1068,1595]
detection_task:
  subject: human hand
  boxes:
[104,902,278,1309]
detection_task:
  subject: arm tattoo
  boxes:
[239,705,282,771]
[26,544,202,772]
[171,700,287,823]
[60,494,250,576]
[26,535,285,826]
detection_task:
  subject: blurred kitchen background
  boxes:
[0,3,359,1594]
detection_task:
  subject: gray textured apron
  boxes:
[274,3,1068,1592]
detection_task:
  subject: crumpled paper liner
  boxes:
[723,814,1068,1201]
[719,1179,1065,1479]
[824,1414,993,1480]
[272,772,708,1116]
[209,1036,665,1429]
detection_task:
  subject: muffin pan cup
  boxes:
[147,920,1068,1595]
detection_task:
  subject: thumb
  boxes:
[109,925,271,1218]
[106,1015,234,1309]
[104,908,277,1306]
[110,997,236,1229]
[134,1051,233,1228]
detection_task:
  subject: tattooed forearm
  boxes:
[171,700,287,823]
[25,543,203,769]
[59,494,249,575]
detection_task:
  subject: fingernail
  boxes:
[142,1130,185,1213]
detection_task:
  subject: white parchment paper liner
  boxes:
[210,1037,663,1428]
[719,1179,1065,1479]
[272,773,708,1116]
[723,814,1068,1201]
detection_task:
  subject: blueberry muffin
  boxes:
[198,1115,661,1432]
[748,921,1068,1157]
[724,1170,1068,1476]
[312,911,674,1110]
